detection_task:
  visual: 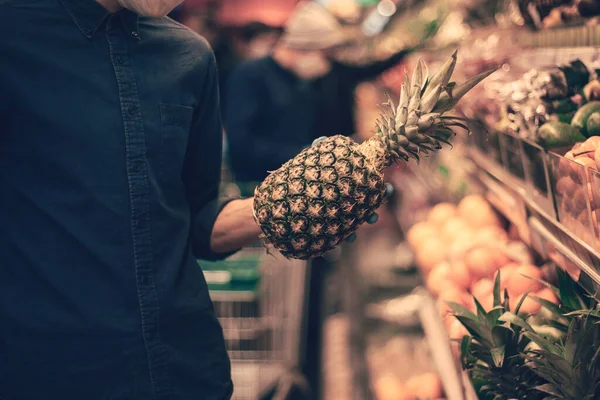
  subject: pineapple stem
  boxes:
[358,136,393,172]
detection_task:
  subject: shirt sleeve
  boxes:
[337,48,413,83]
[225,64,304,171]
[183,50,239,261]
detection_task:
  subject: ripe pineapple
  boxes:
[253,51,496,259]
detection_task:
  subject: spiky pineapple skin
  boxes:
[253,135,386,260]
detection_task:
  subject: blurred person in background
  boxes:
[221,22,283,124]
[225,1,415,194]
[232,22,283,61]
[178,8,282,124]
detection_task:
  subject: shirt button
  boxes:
[132,162,144,173]
[128,105,137,115]
[115,56,124,65]
[131,31,139,38]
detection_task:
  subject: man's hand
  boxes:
[210,198,262,254]
[311,136,394,243]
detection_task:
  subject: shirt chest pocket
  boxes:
[159,103,194,185]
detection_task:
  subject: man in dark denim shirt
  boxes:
[0,0,262,398]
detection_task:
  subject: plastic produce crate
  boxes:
[521,138,557,219]
[548,151,596,249]
[586,168,600,251]
[500,131,526,183]
[470,125,504,166]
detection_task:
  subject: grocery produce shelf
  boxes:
[469,148,600,299]
[370,289,475,400]
[467,25,600,49]
[519,25,600,48]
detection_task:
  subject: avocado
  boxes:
[572,101,600,136]
[587,112,600,137]
[537,121,586,148]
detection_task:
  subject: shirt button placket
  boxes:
[106,20,172,397]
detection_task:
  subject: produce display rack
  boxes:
[519,24,600,48]
[467,142,600,300]
[456,31,600,301]
[347,7,600,399]
[372,42,600,399]
[378,137,600,399]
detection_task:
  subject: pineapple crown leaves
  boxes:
[456,269,600,400]
[375,50,497,164]
[453,272,551,400]
[450,273,533,367]
[552,267,597,312]
[496,278,600,400]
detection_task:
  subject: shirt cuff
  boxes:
[192,196,240,261]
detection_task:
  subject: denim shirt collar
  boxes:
[60,0,140,40]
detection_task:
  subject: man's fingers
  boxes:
[367,213,379,224]
[384,182,394,197]
[312,136,327,146]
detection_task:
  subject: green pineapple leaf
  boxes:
[456,316,494,346]
[491,325,511,348]
[564,317,581,365]
[589,337,600,366]
[530,294,562,316]
[447,301,477,319]
[555,268,593,312]
[526,351,573,389]
[514,291,532,315]
[499,312,535,333]
[564,309,600,319]
[525,274,560,296]
[486,307,506,329]
[460,334,475,369]
[493,270,502,307]
[490,345,506,368]
[544,319,570,334]
[526,330,584,398]
[502,288,511,311]
[523,332,563,354]
[473,296,488,320]
[432,67,499,114]
[533,383,564,397]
